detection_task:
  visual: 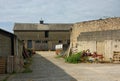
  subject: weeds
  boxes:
[65,52,82,63]
[22,57,33,73]
[55,55,62,58]
[22,67,32,73]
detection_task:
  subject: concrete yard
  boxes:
[8,51,120,81]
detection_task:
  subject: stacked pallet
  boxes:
[113,51,120,63]
[0,57,6,74]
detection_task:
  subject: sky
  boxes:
[0,0,120,33]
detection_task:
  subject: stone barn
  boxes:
[71,17,120,61]
[77,30,120,61]
[14,21,73,51]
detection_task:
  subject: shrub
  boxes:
[65,52,82,63]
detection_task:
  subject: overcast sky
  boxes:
[0,0,120,32]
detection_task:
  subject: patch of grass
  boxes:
[55,55,62,58]
[65,52,82,63]
[2,72,16,81]
[22,57,33,73]
[22,67,32,73]
[2,76,9,81]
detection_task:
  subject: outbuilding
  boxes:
[0,28,23,73]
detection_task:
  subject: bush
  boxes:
[65,52,82,63]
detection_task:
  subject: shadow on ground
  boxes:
[9,53,77,81]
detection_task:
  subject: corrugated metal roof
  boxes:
[14,23,73,31]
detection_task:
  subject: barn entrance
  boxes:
[35,40,48,51]
[96,41,105,55]
[27,40,32,48]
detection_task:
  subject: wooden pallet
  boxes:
[0,57,6,74]
[113,51,120,63]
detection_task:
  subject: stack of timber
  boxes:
[113,51,120,63]
[0,57,6,74]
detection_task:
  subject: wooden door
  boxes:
[35,40,48,51]
[96,41,105,55]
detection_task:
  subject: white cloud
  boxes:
[0,0,120,32]
[0,0,120,23]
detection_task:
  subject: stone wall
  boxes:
[78,30,120,41]
[71,17,120,47]
[71,17,120,61]
[77,39,120,61]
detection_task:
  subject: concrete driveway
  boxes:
[9,51,120,81]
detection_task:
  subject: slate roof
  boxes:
[14,23,73,31]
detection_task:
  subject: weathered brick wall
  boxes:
[71,17,120,47]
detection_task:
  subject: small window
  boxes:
[42,40,48,43]
[59,40,62,43]
[45,31,49,38]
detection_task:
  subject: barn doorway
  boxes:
[27,40,32,48]
[35,40,48,51]
[96,41,105,55]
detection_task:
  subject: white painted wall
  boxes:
[77,41,96,53]
[77,40,120,61]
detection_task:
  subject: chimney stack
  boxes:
[40,18,44,24]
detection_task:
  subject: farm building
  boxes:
[14,20,73,51]
[0,28,23,73]
[71,17,120,62]
[77,30,120,61]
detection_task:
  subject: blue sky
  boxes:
[0,0,120,33]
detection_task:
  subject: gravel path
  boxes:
[8,51,120,81]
